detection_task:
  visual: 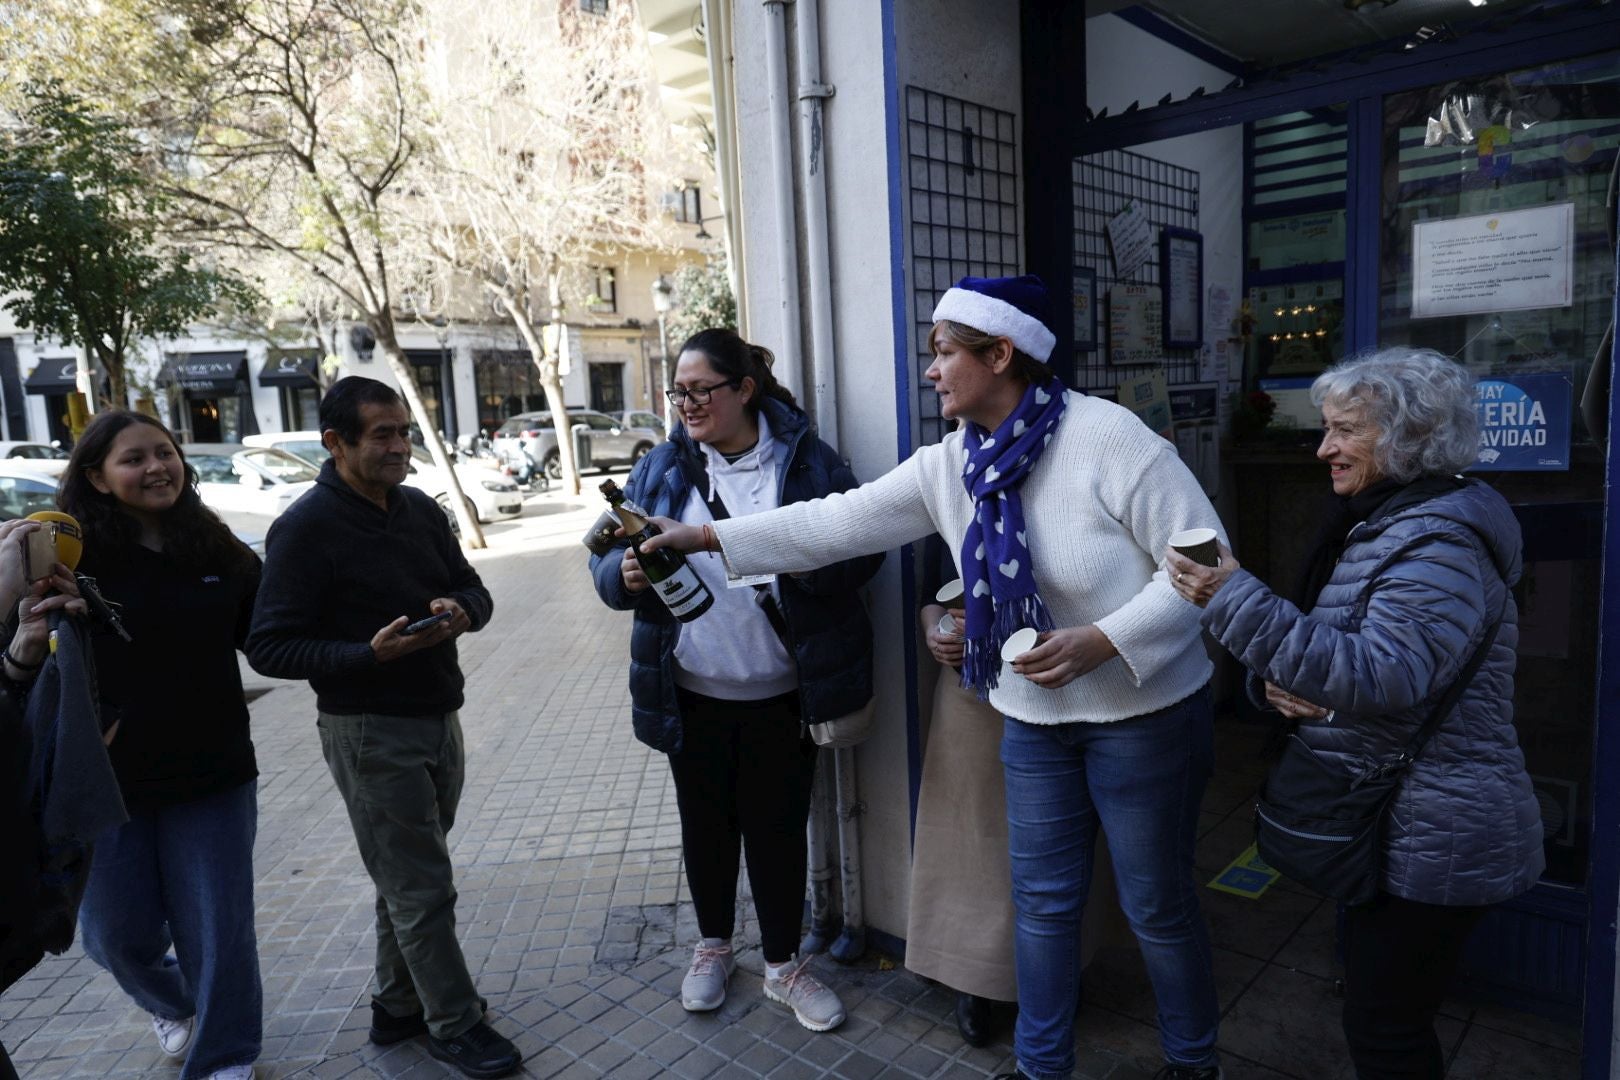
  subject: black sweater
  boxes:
[83,544,260,811]
[246,461,493,716]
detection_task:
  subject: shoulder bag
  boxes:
[1254,601,1503,906]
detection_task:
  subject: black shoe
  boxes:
[955,991,994,1048]
[426,1020,522,1079]
[368,1003,426,1045]
[1153,1065,1224,1080]
[990,1072,1031,1080]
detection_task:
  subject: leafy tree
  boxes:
[18,0,488,544]
[666,255,738,347]
[0,85,257,409]
[413,0,694,495]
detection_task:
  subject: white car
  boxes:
[242,431,523,526]
[185,443,318,521]
[0,461,66,519]
[0,441,71,478]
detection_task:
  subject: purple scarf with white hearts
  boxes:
[959,379,1068,696]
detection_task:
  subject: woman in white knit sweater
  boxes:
[643,275,1227,1080]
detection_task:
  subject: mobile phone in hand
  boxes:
[24,527,56,583]
[398,610,455,636]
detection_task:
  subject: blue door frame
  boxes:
[1072,5,1620,1074]
[1587,240,1620,1080]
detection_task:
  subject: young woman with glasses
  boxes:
[589,328,881,1033]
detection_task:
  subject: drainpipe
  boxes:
[794,0,837,446]
[760,0,804,398]
[792,0,866,963]
[800,765,839,955]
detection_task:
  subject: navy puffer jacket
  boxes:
[1202,479,1544,906]
[590,397,883,754]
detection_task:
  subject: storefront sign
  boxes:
[1472,372,1572,472]
[1412,203,1574,318]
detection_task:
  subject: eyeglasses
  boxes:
[665,379,740,407]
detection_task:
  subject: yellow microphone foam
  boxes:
[25,510,83,571]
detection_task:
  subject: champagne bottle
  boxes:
[600,480,714,622]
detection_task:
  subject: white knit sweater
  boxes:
[713,391,1224,724]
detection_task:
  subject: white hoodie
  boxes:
[671,411,797,702]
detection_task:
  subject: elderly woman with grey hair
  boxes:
[1167,347,1543,1080]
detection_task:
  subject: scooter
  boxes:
[455,429,496,462]
[498,442,548,493]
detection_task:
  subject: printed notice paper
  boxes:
[1106,201,1154,281]
[1412,204,1574,319]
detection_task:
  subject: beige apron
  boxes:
[905,667,1019,1001]
[905,667,1120,1002]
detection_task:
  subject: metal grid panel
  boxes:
[1072,149,1200,390]
[905,86,1020,447]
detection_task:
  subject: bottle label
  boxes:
[656,564,710,617]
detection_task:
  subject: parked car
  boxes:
[0,441,71,478]
[242,431,523,525]
[0,462,65,519]
[614,410,668,439]
[492,408,659,481]
[185,442,318,521]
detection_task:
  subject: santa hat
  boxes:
[930,275,1056,363]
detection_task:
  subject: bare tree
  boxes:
[3,0,487,545]
[413,0,692,495]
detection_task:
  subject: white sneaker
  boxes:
[203,1068,255,1080]
[763,957,845,1032]
[151,1014,194,1057]
[680,939,736,1011]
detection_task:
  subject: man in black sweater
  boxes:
[246,377,519,1080]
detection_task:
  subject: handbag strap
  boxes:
[681,454,795,652]
[1384,591,1507,773]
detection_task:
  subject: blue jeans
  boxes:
[79,781,262,1080]
[1002,688,1218,1079]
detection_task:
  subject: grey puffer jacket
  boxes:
[1202,479,1544,906]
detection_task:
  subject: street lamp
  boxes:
[651,274,676,432]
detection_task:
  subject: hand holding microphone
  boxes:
[24,511,131,643]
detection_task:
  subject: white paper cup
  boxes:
[935,579,964,604]
[1000,626,1040,663]
[936,613,959,637]
[1168,527,1220,567]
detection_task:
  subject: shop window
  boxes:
[473,349,546,434]
[1379,50,1620,888]
[1380,53,1618,445]
[588,266,617,313]
[588,362,625,414]
[674,184,701,225]
[280,385,319,431]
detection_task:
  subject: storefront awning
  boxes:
[166,352,247,394]
[24,358,82,395]
[259,351,319,388]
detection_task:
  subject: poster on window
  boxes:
[1471,373,1571,472]
[1411,203,1574,319]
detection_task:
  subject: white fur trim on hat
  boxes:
[930,289,1057,362]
